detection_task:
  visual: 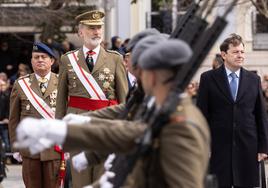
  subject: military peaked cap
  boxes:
[75,10,105,26]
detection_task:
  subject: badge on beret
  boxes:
[33,45,38,51]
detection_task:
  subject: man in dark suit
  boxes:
[197,33,268,188]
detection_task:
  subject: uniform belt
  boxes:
[68,96,118,111]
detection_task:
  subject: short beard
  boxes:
[85,37,102,48]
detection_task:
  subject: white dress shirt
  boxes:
[83,45,101,65]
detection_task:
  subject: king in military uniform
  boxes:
[55,10,128,188]
[8,42,62,188]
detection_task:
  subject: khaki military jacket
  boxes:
[9,73,60,161]
[82,103,126,120]
[63,96,210,188]
[55,47,128,119]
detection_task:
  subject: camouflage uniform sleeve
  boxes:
[114,55,128,103]
[63,118,145,153]
[81,103,126,119]
[55,55,69,119]
[8,81,21,152]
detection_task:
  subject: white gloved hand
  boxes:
[83,171,115,188]
[29,138,55,155]
[12,152,22,162]
[99,171,115,188]
[104,153,116,171]
[63,113,91,125]
[83,186,93,188]
[72,151,88,172]
[14,117,67,154]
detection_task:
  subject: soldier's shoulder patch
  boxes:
[106,49,122,56]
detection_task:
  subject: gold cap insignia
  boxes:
[92,12,101,19]
[75,10,105,26]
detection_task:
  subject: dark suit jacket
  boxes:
[197,65,268,187]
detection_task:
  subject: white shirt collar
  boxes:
[83,45,100,65]
[128,71,136,87]
[225,67,240,78]
[35,72,51,81]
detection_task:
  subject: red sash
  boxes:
[68,96,118,111]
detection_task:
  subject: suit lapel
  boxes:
[29,74,43,97]
[92,47,106,75]
[212,65,234,102]
[43,73,57,99]
[236,68,249,102]
[76,48,90,72]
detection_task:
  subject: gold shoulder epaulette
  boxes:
[18,74,30,80]
[106,49,122,56]
[64,48,79,56]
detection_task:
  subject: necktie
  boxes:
[86,50,96,72]
[229,72,237,100]
[38,77,48,95]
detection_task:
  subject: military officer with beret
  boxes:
[8,42,61,188]
[15,38,210,188]
[56,9,128,188]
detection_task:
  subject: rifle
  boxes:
[116,0,206,121]
[110,0,238,187]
